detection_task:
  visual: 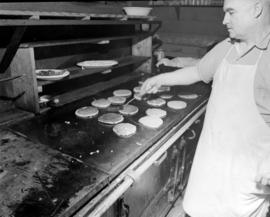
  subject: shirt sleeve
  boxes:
[196,38,231,83]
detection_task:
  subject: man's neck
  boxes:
[236,25,270,54]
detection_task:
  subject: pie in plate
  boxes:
[36,69,70,81]
[113,89,132,97]
[91,98,111,109]
[77,60,118,69]
[146,108,167,118]
[178,93,198,99]
[139,115,163,129]
[167,100,187,110]
[160,94,173,99]
[119,104,139,116]
[75,106,99,119]
[107,96,126,105]
[147,98,166,107]
[98,113,124,125]
[113,123,137,138]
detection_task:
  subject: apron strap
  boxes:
[224,45,234,59]
[255,50,264,66]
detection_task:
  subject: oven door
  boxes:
[98,113,204,217]
[122,146,175,217]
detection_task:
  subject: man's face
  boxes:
[223,0,256,40]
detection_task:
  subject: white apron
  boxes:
[183,46,270,217]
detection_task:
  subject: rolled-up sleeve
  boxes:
[196,38,231,83]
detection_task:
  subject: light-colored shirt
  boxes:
[197,35,270,126]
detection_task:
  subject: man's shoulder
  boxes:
[210,38,232,53]
[201,37,231,63]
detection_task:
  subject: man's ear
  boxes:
[254,0,263,18]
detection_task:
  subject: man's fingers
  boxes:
[146,83,157,94]
[148,86,158,94]
[156,61,163,67]
[141,83,158,95]
[140,75,162,95]
[140,80,154,95]
[140,80,150,95]
[156,58,169,67]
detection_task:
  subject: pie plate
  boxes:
[36,69,70,81]
[77,60,118,69]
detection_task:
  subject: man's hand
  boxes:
[255,157,270,185]
[156,57,200,68]
[140,74,164,96]
[156,58,172,67]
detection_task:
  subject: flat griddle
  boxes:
[5,77,211,217]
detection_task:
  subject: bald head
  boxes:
[223,0,270,41]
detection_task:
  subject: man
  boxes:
[140,0,270,216]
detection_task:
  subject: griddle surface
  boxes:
[11,80,210,172]
[8,79,210,217]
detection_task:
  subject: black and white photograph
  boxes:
[1,0,270,216]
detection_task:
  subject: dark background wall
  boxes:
[0,1,227,37]
[152,6,227,37]
[130,1,228,57]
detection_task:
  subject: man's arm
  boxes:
[140,39,230,95]
[156,57,200,68]
[140,66,202,95]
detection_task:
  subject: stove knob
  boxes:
[186,129,196,140]
[195,119,201,124]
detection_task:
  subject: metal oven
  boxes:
[0,5,211,217]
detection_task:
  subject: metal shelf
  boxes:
[149,0,223,7]
[37,56,150,86]
[49,71,141,108]
[0,11,160,27]
[0,19,161,26]
[20,33,152,48]
[0,9,159,26]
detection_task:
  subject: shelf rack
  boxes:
[37,56,149,86]
[0,10,161,113]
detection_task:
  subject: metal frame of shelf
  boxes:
[0,13,161,114]
[37,56,149,86]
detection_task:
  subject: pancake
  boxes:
[75,106,99,119]
[98,113,124,125]
[133,86,141,93]
[157,86,171,92]
[113,123,137,138]
[139,116,163,129]
[146,108,167,118]
[113,89,132,98]
[91,98,111,109]
[178,93,198,99]
[147,98,166,107]
[108,96,126,105]
[167,100,187,110]
[119,104,139,116]
[160,94,173,99]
